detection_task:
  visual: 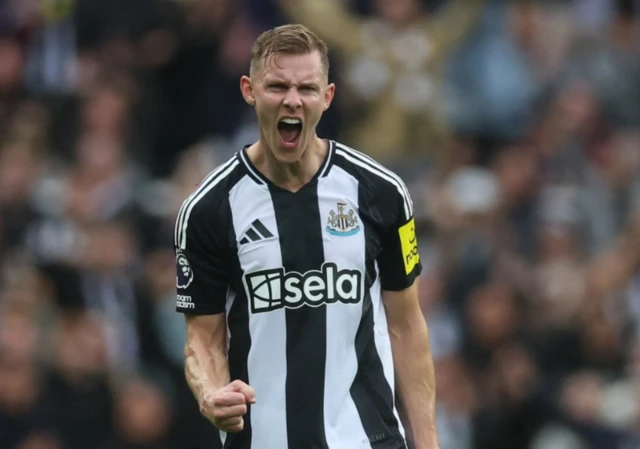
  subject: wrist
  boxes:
[199,388,217,409]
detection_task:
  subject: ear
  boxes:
[323,83,336,111]
[240,76,255,106]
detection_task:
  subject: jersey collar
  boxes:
[239,139,335,189]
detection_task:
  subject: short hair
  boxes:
[250,24,330,79]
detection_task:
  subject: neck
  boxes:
[248,136,327,192]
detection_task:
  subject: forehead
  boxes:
[260,51,325,83]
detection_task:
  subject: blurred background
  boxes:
[0,0,639,448]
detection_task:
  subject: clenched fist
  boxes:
[200,380,257,433]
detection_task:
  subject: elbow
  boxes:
[183,342,196,368]
[389,319,430,347]
[389,313,428,337]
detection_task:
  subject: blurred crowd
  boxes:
[0,0,639,449]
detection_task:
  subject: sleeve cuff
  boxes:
[176,302,226,315]
[380,262,422,291]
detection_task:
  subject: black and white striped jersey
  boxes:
[174,140,422,449]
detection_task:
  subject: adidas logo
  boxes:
[239,219,275,245]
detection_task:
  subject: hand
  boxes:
[200,380,257,432]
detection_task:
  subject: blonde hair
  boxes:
[250,24,329,78]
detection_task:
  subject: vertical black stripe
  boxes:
[350,193,406,449]
[252,219,274,238]
[271,186,329,449]
[226,210,252,449]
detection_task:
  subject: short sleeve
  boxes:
[376,187,422,291]
[174,201,230,315]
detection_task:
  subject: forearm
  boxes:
[390,320,438,449]
[184,328,229,409]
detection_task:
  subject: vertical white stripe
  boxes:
[318,166,372,449]
[371,265,406,439]
[229,177,288,449]
[219,431,227,447]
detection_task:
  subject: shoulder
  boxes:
[332,141,409,192]
[174,154,245,248]
[331,141,413,221]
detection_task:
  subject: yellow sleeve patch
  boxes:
[398,218,419,275]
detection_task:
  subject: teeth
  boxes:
[280,118,301,125]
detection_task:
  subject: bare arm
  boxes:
[184,314,229,411]
[383,281,438,449]
[184,313,256,432]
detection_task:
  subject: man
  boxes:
[174,24,438,449]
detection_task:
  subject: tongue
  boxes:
[279,127,300,143]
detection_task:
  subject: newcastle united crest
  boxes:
[326,202,360,237]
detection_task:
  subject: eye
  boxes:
[267,83,288,91]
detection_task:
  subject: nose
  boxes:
[283,87,302,109]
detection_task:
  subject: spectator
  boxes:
[279,0,485,163]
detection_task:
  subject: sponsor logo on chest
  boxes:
[243,262,363,314]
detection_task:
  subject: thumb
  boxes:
[229,380,257,404]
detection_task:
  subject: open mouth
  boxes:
[277,118,302,148]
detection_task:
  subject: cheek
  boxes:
[254,103,274,126]
[255,94,278,111]
[305,101,325,123]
